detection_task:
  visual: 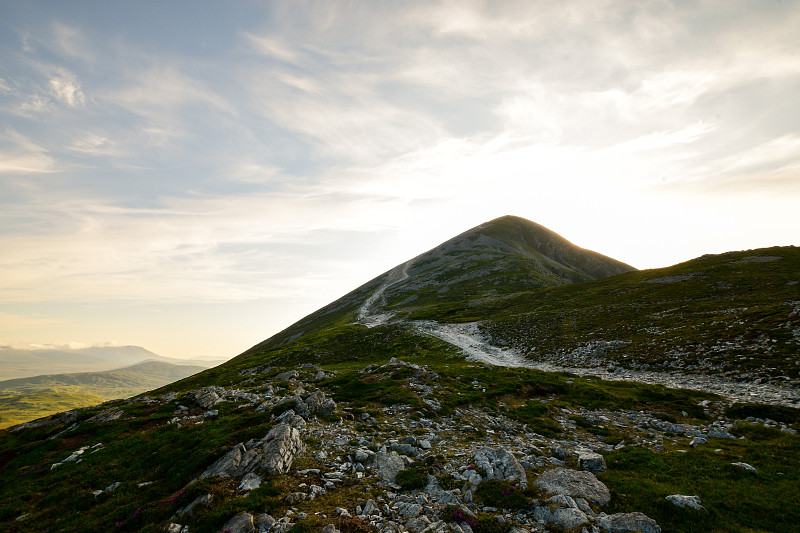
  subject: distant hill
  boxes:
[0,360,207,429]
[0,345,226,380]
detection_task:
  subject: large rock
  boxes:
[532,505,588,531]
[222,512,255,533]
[201,443,260,479]
[534,468,611,507]
[376,451,405,484]
[202,423,303,479]
[597,512,661,533]
[188,387,223,409]
[577,452,606,473]
[405,516,432,533]
[259,423,304,475]
[472,447,528,488]
[239,472,262,491]
[302,390,337,419]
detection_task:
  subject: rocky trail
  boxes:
[357,260,415,328]
[357,270,800,407]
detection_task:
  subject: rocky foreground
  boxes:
[30,358,792,533]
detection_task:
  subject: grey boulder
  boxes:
[259,423,304,475]
[577,452,606,473]
[665,494,704,510]
[376,451,405,484]
[597,512,661,533]
[472,447,528,488]
[731,462,757,474]
[222,512,255,533]
[533,468,610,507]
[533,504,588,531]
[201,423,303,479]
[201,443,260,479]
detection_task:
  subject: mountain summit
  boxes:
[250,215,634,350]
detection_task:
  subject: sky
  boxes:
[1,1,799,361]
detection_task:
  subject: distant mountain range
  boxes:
[0,344,226,380]
[0,360,209,429]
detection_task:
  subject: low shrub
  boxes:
[395,465,428,490]
[474,479,529,510]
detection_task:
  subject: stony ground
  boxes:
[37,358,790,533]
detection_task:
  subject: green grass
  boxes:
[483,246,800,380]
[600,429,800,533]
[0,391,106,429]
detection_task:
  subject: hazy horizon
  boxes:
[2,1,798,360]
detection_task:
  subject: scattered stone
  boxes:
[392,443,418,456]
[731,462,758,474]
[362,498,379,516]
[666,494,705,511]
[105,482,121,492]
[301,390,337,419]
[405,515,432,533]
[88,407,124,423]
[690,436,707,447]
[394,502,421,519]
[201,443,259,479]
[275,370,299,381]
[257,513,277,533]
[286,492,307,505]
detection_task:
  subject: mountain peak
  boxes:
[248,216,634,351]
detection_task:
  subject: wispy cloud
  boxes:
[49,68,85,107]
[0,130,57,173]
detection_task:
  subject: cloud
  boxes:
[49,69,85,107]
[67,133,121,156]
[244,33,302,63]
[0,130,57,173]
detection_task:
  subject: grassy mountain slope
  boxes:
[0,216,797,533]
[480,245,800,382]
[245,215,634,352]
[0,361,207,429]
